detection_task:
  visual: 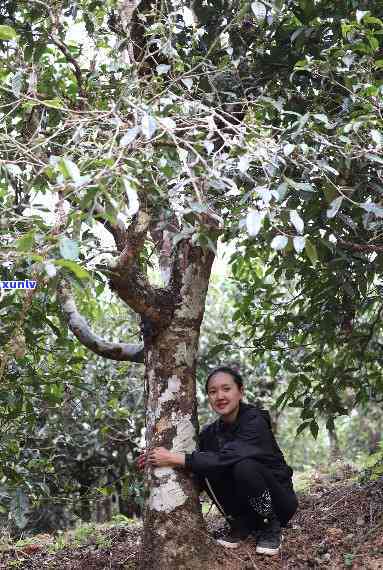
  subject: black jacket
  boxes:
[185,402,293,487]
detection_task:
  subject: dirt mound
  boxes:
[1,478,382,569]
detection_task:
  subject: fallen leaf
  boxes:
[20,543,42,555]
[326,527,343,540]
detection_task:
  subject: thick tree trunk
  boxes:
[139,247,214,569]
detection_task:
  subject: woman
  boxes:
[138,366,298,555]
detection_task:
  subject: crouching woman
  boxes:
[138,366,298,555]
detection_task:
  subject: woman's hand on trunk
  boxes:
[147,447,185,468]
[136,447,185,469]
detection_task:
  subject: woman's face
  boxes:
[207,372,243,422]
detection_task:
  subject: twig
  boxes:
[50,37,86,100]
[322,493,351,513]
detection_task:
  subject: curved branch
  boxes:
[50,36,86,101]
[109,210,175,324]
[57,282,144,362]
[64,192,128,252]
[93,203,128,252]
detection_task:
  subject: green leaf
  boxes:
[370,130,383,146]
[301,407,314,420]
[297,182,315,193]
[283,143,295,156]
[364,452,382,468]
[0,25,18,40]
[55,259,90,279]
[364,16,383,27]
[271,235,288,251]
[141,114,157,139]
[294,59,309,69]
[120,127,140,147]
[246,210,264,237]
[16,232,35,252]
[41,98,63,109]
[217,332,233,342]
[123,178,140,215]
[305,239,318,265]
[313,113,330,128]
[368,35,379,51]
[362,202,383,218]
[251,1,267,19]
[323,185,338,204]
[181,77,193,90]
[293,236,306,253]
[327,196,343,218]
[296,421,311,436]
[375,59,383,69]
[309,420,319,439]
[12,72,23,97]
[290,210,304,234]
[156,64,171,75]
[59,237,79,260]
[343,554,354,567]
[207,343,226,358]
[356,10,370,24]
[275,390,288,408]
[285,178,316,193]
[275,182,289,201]
[365,153,383,165]
[58,158,81,183]
[273,0,283,10]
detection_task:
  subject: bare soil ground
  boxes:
[1,474,382,569]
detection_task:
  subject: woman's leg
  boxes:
[232,458,298,527]
[204,467,248,520]
[204,468,256,548]
[203,465,274,529]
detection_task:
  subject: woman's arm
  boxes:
[137,447,186,469]
[137,425,209,470]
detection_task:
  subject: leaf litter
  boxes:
[1,471,382,569]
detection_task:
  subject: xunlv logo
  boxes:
[0,280,37,290]
[0,280,37,301]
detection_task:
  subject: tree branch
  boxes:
[50,36,86,101]
[92,203,128,252]
[108,210,175,324]
[337,239,383,253]
[64,192,128,252]
[57,281,144,362]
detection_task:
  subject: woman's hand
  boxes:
[136,447,185,469]
[146,447,186,468]
[147,447,173,467]
[136,451,148,471]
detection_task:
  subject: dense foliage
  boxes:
[1,0,383,533]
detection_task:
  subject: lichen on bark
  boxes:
[149,468,188,513]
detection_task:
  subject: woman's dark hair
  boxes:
[205,366,244,392]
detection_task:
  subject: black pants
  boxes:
[204,458,298,529]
